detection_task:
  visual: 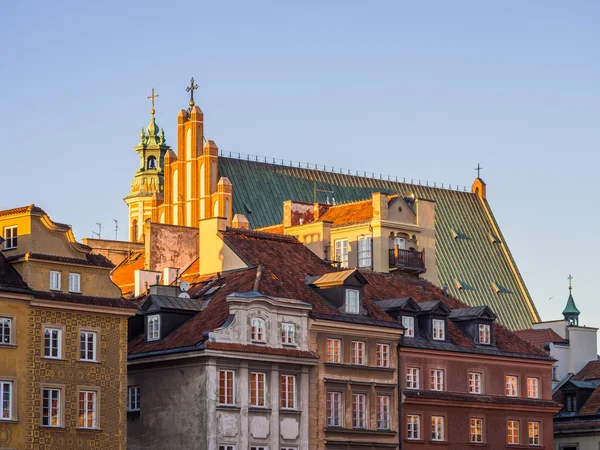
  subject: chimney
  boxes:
[283,200,292,228]
[372,192,388,220]
[134,269,162,297]
[232,214,249,230]
[163,267,179,285]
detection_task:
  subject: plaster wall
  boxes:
[550,344,570,385]
[568,327,598,374]
[198,217,246,276]
[534,320,568,339]
[82,238,144,266]
[555,435,600,450]
[145,222,198,273]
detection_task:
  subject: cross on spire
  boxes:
[475,163,483,178]
[186,77,199,107]
[147,88,159,115]
[568,274,573,291]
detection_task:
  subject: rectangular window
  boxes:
[78,390,97,429]
[507,420,520,445]
[68,273,81,293]
[0,381,12,420]
[430,369,444,391]
[376,343,390,368]
[147,315,160,341]
[280,375,296,409]
[335,239,349,268]
[469,372,482,394]
[478,324,491,344]
[352,393,367,428]
[345,289,360,314]
[351,341,365,365]
[432,319,445,340]
[431,416,444,441]
[79,331,96,362]
[470,418,483,443]
[250,447,267,450]
[219,370,235,405]
[3,226,17,250]
[505,376,518,397]
[44,327,61,359]
[49,271,61,291]
[251,318,265,342]
[42,388,61,427]
[250,372,266,407]
[552,366,558,381]
[0,317,12,345]
[527,377,539,399]
[406,367,420,389]
[218,446,236,450]
[407,414,420,440]
[377,395,390,430]
[326,391,342,427]
[528,421,540,446]
[281,323,295,345]
[357,236,372,268]
[402,316,414,338]
[128,386,140,412]
[326,338,341,363]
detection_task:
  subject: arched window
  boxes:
[211,161,217,192]
[131,220,138,241]
[147,156,157,169]
[251,318,265,342]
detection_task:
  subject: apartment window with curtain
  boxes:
[280,375,296,409]
[351,341,365,365]
[432,319,445,340]
[0,381,13,420]
[250,372,266,407]
[345,289,360,314]
[79,331,96,362]
[219,370,235,405]
[470,418,483,443]
[528,421,540,446]
[44,328,62,359]
[326,391,342,427]
[527,377,539,398]
[147,315,160,341]
[326,338,341,363]
[78,390,97,429]
[68,273,81,293]
[507,420,520,445]
[0,317,12,345]
[357,236,372,268]
[377,395,390,430]
[352,393,367,429]
[128,386,140,412]
[3,226,17,250]
[406,367,420,389]
[505,376,518,397]
[251,318,265,342]
[478,324,491,344]
[42,388,61,427]
[376,343,390,368]
[402,316,414,337]
[469,372,482,394]
[407,414,420,440]
[281,323,295,344]
[431,416,444,441]
[430,369,444,391]
[335,239,349,268]
[49,271,61,291]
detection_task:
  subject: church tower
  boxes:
[124,89,170,241]
[562,275,580,326]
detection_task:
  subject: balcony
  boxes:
[389,248,426,274]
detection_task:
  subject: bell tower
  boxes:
[124,89,170,241]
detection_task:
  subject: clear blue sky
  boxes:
[2,1,599,326]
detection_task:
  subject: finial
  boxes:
[160,128,166,144]
[568,274,573,291]
[148,88,159,116]
[186,77,199,107]
[475,163,483,179]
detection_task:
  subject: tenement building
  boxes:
[0,205,136,449]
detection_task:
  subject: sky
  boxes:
[1,1,599,327]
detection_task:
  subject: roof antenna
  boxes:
[155,275,160,286]
[217,272,222,287]
[113,220,119,240]
[92,222,102,239]
[442,285,448,298]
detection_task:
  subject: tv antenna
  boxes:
[92,222,102,239]
[113,220,119,241]
[313,181,335,204]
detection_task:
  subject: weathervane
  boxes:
[147,88,159,115]
[568,274,573,291]
[475,163,483,178]
[186,77,199,108]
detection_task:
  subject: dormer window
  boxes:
[281,323,295,345]
[432,319,445,340]
[345,289,360,314]
[251,318,266,342]
[478,324,491,345]
[402,316,415,337]
[147,315,160,341]
[3,226,17,250]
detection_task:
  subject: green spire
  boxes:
[562,274,580,325]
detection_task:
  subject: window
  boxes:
[79,331,96,362]
[406,367,420,389]
[377,395,390,430]
[357,236,372,268]
[469,372,482,394]
[507,420,520,445]
[552,366,558,381]
[345,289,360,314]
[402,316,414,338]
[281,323,295,345]
[219,370,235,405]
[478,324,491,344]
[3,226,17,250]
[470,418,483,443]
[407,414,420,440]
[78,390,97,429]
[352,393,367,428]
[49,271,61,291]
[351,341,365,365]
[326,391,342,427]
[1,381,12,420]
[326,338,341,363]
[251,318,265,342]
[147,315,160,341]
[44,328,61,359]
[432,319,445,340]
[68,273,81,293]
[528,421,540,446]
[431,416,444,441]
[250,372,266,407]
[250,447,267,450]
[335,239,348,268]
[42,388,61,426]
[394,237,406,250]
[505,376,518,397]
[430,369,444,391]
[128,386,140,412]
[527,377,539,399]
[566,394,577,412]
[376,343,390,368]
[280,375,296,409]
[218,446,236,450]
[0,317,12,344]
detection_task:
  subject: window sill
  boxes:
[251,340,266,345]
[216,405,240,411]
[326,427,396,436]
[0,343,17,349]
[405,439,426,444]
[40,426,66,430]
[76,427,103,432]
[324,362,395,372]
[49,289,62,293]
[78,360,100,364]
[429,441,450,445]
[249,406,271,412]
[282,343,297,347]
[68,291,82,295]
[127,410,140,415]
[42,357,65,362]
[280,408,300,414]
[0,419,18,424]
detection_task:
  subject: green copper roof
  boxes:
[562,292,580,316]
[218,156,540,331]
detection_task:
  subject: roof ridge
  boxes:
[224,227,300,243]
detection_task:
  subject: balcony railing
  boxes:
[389,248,426,273]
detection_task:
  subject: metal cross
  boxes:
[147,88,159,113]
[186,77,199,106]
[568,274,573,290]
[475,163,483,178]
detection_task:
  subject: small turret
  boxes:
[562,274,580,326]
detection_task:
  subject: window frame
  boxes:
[357,235,372,268]
[326,391,342,427]
[79,330,97,362]
[128,386,140,412]
[3,226,17,250]
[527,377,539,399]
[505,375,518,397]
[377,395,391,430]
[218,446,236,450]
[43,327,62,359]
[326,338,341,363]
[376,343,390,368]
[402,316,415,338]
[431,415,445,441]
[469,372,482,394]
[345,289,360,314]
[432,319,445,340]
[407,414,421,440]
[280,374,296,410]
[430,369,445,391]
[218,369,235,406]
[0,381,13,421]
[351,341,366,365]
[470,417,484,443]
[77,389,98,429]
[147,314,160,341]
[507,419,520,445]
[41,386,63,427]
[352,393,367,429]
[68,272,81,293]
[406,367,420,389]
[49,270,61,291]
[478,323,491,345]
[334,238,349,268]
[0,316,13,345]
[250,372,266,408]
[251,317,266,342]
[281,322,296,345]
[528,421,540,446]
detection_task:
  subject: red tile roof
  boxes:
[205,342,318,359]
[6,252,113,268]
[319,199,373,227]
[579,386,600,415]
[0,204,45,217]
[514,328,567,352]
[0,252,30,292]
[256,224,284,234]
[555,419,600,430]
[179,258,200,283]
[573,360,600,381]
[33,290,138,310]
[111,250,145,296]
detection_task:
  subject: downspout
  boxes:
[397,333,405,450]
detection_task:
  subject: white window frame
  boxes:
[377,395,390,430]
[352,393,367,429]
[250,372,266,408]
[469,372,482,394]
[128,386,140,412]
[218,446,236,450]
[345,289,360,314]
[431,415,445,441]
[0,381,13,420]
[327,338,341,363]
[78,390,97,429]
[351,341,366,365]
[505,376,518,397]
[394,237,406,250]
[42,388,61,427]
[326,391,342,427]
[281,322,295,345]
[335,239,349,268]
[3,226,17,250]
[528,421,540,446]
[470,417,483,443]
[432,319,445,340]
[49,271,61,291]
[79,331,96,362]
[147,315,160,341]
[280,375,296,410]
[430,369,445,391]
[68,273,81,293]
[357,236,372,268]
[402,316,414,338]
[376,343,390,368]
[478,323,491,345]
[0,317,12,345]
[251,318,266,342]
[406,367,420,389]
[407,414,420,440]
[43,327,62,359]
[508,420,520,445]
[219,370,235,406]
[527,377,539,399]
